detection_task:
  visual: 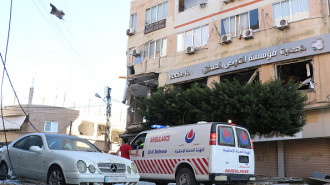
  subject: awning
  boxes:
[0,116,26,131]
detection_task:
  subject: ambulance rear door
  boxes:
[209,124,238,173]
[234,126,254,174]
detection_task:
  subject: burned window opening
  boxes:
[175,78,207,91]
[128,66,135,76]
[277,60,314,90]
[220,69,259,85]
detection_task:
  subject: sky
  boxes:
[0,0,130,109]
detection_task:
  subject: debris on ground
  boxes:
[303,172,330,185]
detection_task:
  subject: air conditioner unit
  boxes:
[242,29,254,39]
[186,46,196,55]
[221,34,232,44]
[126,28,135,36]
[276,19,289,30]
[200,2,207,7]
[132,49,141,57]
[223,0,234,4]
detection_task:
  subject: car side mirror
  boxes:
[29,146,43,153]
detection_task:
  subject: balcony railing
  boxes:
[145,19,166,34]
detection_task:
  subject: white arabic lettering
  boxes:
[280,45,306,56]
[249,50,277,62]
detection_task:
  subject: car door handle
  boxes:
[142,151,144,157]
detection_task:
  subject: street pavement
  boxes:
[0,179,175,185]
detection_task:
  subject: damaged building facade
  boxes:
[125,0,330,177]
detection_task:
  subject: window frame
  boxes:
[179,0,208,12]
[130,13,137,30]
[217,126,236,147]
[272,0,310,24]
[177,24,209,52]
[144,38,167,59]
[13,135,43,150]
[145,1,168,26]
[44,121,58,133]
[275,59,314,90]
[221,9,259,36]
[235,128,252,149]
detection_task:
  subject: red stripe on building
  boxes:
[197,158,209,175]
[157,159,168,174]
[192,158,205,175]
[174,0,264,29]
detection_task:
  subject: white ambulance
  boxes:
[130,122,256,185]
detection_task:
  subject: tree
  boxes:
[139,79,307,136]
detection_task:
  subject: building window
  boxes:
[221,9,259,36]
[220,69,259,84]
[45,121,58,133]
[130,13,137,30]
[277,60,314,90]
[175,78,207,91]
[127,47,134,66]
[177,25,209,52]
[273,0,309,24]
[143,38,167,60]
[179,0,208,12]
[145,1,168,25]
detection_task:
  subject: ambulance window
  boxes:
[218,126,235,147]
[236,128,251,149]
[132,134,146,150]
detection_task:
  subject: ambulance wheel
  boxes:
[176,168,196,185]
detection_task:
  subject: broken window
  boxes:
[277,60,314,90]
[220,69,259,84]
[175,78,207,91]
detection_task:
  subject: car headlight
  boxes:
[77,160,87,173]
[127,166,131,174]
[131,162,138,174]
[88,165,96,173]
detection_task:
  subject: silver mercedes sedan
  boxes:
[0,133,139,185]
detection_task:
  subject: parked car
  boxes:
[0,133,139,185]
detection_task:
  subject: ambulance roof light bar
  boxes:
[151,125,167,129]
[228,120,236,126]
[197,121,208,124]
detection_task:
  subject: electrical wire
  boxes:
[0,0,16,178]
[0,54,40,133]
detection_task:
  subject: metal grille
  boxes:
[97,163,126,173]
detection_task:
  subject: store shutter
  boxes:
[284,138,330,177]
[254,141,278,177]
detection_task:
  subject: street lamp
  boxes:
[95,86,112,153]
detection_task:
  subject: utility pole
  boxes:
[96,86,112,153]
[105,86,112,152]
